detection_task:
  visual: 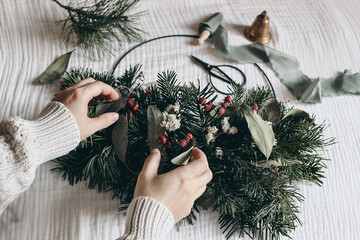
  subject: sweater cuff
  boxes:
[4,101,80,165]
[32,101,80,163]
[119,196,174,240]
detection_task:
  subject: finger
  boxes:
[69,78,96,89]
[88,112,119,134]
[191,168,212,190]
[141,149,161,179]
[182,148,209,176]
[82,81,119,102]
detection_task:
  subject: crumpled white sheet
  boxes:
[0,0,359,239]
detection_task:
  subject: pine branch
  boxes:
[52,0,145,59]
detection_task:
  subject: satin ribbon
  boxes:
[199,13,360,103]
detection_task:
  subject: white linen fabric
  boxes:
[0,0,359,239]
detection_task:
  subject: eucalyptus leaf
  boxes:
[259,98,281,126]
[283,108,310,120]
[147,105,165,151]
[95,98,127,117]
[171,138,196,165]
[258,158,303,168]
[209,108,217,117]
[224,106,241,118]
[258,160,282,168]
[241,105,275,160]
[39,51,73,84]
[196,188,216,210]
[143,81,158,89]
[112,115,128,163]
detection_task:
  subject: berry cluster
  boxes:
[199,97,213,112]
[121,98,140,117]
[158,133,193,149]
[199,96,232,116]
[217,96,231,116]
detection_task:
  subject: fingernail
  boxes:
[112,113,119,122]
[151,148,159,154]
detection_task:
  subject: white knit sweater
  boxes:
[0,101,174,239]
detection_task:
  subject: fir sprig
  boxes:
[52,0,144,59]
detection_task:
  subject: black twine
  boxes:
[111,34,276,99]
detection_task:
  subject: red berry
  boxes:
[145,91,152,97]
[127,98,134,106]
[185,133,193,141]
[221,102,228,108]
[199,97,206,105]
[132,102,139,111]
[178,140,187,148]
[158,135,167,145]
[250,104,259,111]
[204,102,213,111]
[217,106,225,115]
[225,96,232,103]
[166,141,172,148]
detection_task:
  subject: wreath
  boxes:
[54,65,333,239]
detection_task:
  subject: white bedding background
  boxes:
[1,0,360,239]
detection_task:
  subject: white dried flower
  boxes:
[166,104,173,112]
[162,111,168,118]
[215,147,223,159]
[221,117,230,133]
[167,114,177,121]
[206,132,215,144]
[160,111,181,132]
[174,102,180,114]
[207,126,218,134]
[228,126,238,135]
[171,118,181,131]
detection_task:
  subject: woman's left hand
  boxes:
[53,78,120,140]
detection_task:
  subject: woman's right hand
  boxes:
[134,148,212,223]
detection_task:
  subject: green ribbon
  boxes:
[199,13,360,103]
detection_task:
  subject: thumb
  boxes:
[142,149,161,178]
[90,112,119,133]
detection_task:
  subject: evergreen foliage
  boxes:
[52,0,144,59]
[53,65,334,239]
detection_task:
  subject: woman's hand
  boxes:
[52,78,120,140]
[134,148,213,223]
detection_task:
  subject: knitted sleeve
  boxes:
[0,101,80,214]
[118,196,174,240]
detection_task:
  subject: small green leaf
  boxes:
[258,160,282,168]
[147,105,165,151]
[259,98,281,126]
[171,138,196,165]
[283,108,310,120]
[112,115,128,163]
[258,158,303,168]
[95,98,127,117]
[196,187,216,210]
[241,105,275,160]
[39,51,73,84]
[143,81,158,88]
